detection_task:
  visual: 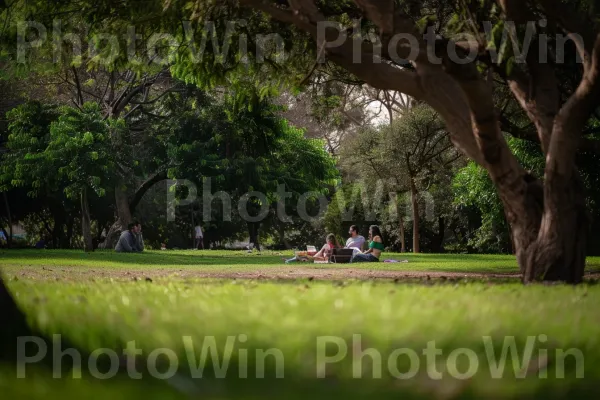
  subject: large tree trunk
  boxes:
[81,188,93,252]
[524,177,588,283]
[409,178,420,253]
[515,51,599,283]
[277,224,291,249]
[494,154,588,284]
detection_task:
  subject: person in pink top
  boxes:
[313,233,339,261]
[285,234,339,263]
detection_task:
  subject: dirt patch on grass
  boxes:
[182,268,523,281]
[9,265,600,283]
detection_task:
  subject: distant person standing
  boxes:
[195,224,204,250]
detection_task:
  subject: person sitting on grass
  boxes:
[351,225,384,263]
[345,225,366,252]
[115,223,140,253]
[285,234,339,264]
[133,221,144,252]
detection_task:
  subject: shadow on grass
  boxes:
[0,249,285,266]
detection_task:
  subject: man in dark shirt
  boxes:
[115,223,138,253]
[133,221,144,252]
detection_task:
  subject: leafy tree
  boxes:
[379,106,459,253]
[0,102,73,248]
[0,102,119,251]
[453,161,510,253]
[340,105,459,253]
[169,87,339,249]
[323,182,379,244]
[46,103,121,251]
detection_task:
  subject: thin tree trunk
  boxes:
[50,206,66,249]
[64,214,74,248]
[2,192,12,248]
[504,209,515,255]
[278,224,290,249]
[95,219,106,242]
[248,222,261,251]
[409,178,420,253]
[437,216,445,253]
[81,188,93,252]
[399,217,406,253]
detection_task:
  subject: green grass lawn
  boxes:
[5,248,600,273]
[1,248,527,270]
[1,250,599,399]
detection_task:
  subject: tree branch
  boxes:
[545,33,600,178]
[71,67,84,106]
[240,0,425,99]
[538,0,596,66]
[128,170,169,214]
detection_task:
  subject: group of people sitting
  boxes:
[285,225,384,264]
[113,222,384,263]
[115,221,145,253]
